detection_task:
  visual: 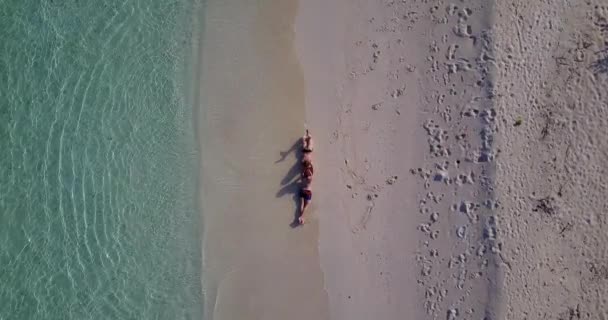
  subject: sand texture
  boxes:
[295,0,608,319]
[198,1,329,319]
[492,1,608,319]
[195,0,608,318]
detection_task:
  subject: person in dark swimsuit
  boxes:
[299,130,314,224]
[299,178,312,224]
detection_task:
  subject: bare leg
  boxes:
[299,198,309,224]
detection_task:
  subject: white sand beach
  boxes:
[198,0,608,319]
[197,1,328,319]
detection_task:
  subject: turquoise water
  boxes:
[0,1,202,319]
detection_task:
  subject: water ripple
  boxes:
[0,0,202,318]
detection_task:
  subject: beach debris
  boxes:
[539,111,559,140]
[514,117,523,126]
[559,221,573,236]
[371,102,383,110]
[532,196,557,215]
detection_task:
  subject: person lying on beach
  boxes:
[299,178,312,224]
[301,129,314,178]
[302,158,314,181]
[303,130,313,153]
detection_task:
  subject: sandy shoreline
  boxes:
[197,1,328,319]
[198,0,608,319]
[296,0,423,318]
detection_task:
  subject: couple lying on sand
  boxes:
[299,130,313,224]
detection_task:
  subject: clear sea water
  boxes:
[0,0,202,319]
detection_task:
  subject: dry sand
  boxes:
[198,0,608,319]
[295,0,608,319]
[297,0,499,318]
[492,1,608,319]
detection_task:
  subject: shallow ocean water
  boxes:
[0,1,202,319]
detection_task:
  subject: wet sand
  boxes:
[197,1,328,319]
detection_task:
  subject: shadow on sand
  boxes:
[590,46,608,75]
[276,139,304,228]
